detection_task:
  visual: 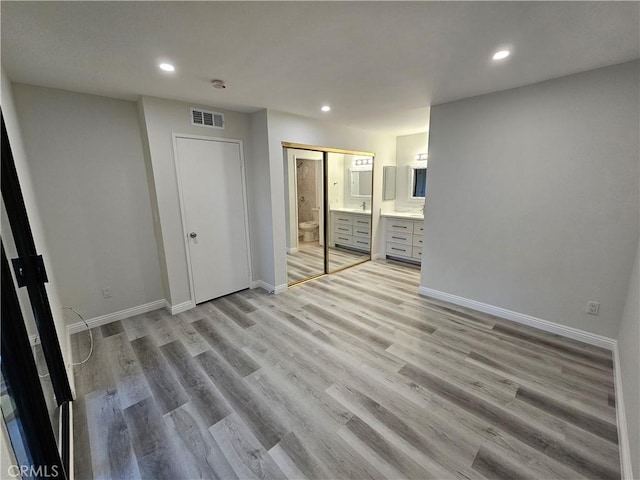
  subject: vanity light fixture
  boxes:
[159,63,175,72]
[492,50,510,61]
[416,153,428,161]
[321,105,331,112]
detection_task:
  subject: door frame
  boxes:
[172,133,253,306]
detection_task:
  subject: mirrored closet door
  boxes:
[284,144,374,285]
[327,152,373,273]
[285,148,326,284]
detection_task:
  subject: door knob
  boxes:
[189,232,198,238]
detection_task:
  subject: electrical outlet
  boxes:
[586,301,600,316]
[102,287,112,298]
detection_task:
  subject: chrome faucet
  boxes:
[361,201,367,211]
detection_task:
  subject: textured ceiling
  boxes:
[2,1,638,135]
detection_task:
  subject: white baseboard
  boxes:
[251,280,274,292]
[613,343,633,480]
[67,300,165,335]
[164,299,195,315]
[274,283,288,294]
[287,247,299,254]
[417,287,616,350]
[250,280,288,294]
[372,253,381,260]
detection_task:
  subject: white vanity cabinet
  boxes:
[384,216,424,263]
[331,210,371,252]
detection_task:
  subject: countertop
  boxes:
[380,211,424,220]
[330,207,372,215]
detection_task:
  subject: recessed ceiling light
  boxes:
[492,50,510,61]
[159,63,175,72]
[321,105,331,112]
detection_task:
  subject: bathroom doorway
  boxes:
[284,143,375,286]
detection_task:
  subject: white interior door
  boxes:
[176,137,250,303]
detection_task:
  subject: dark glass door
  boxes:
[1,111,71,479]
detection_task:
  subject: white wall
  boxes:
[618,239,639,478]
[266,110,397,287]
[12,84,163,321]
[422,61,639,338]
[0,71,72,376]
[328,153,345,210]
[395,132,429,211]
[246,109,274,287]
[138,96,253,306]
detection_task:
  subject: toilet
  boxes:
[299,208,319,242]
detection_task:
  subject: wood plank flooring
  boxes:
[72,259,621,480]
[287,242,369,284]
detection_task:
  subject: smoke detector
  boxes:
[211,79,227,89]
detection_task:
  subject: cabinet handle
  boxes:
[392,225,407,229]
[391,236,405,240]
[391,247,406,252]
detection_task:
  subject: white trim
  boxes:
[613,342,633,479]
[417,287,616,350]
[172,133,253,306]
[372,252,381,260]
[274,283,288,294]
[68,401,75,480]
[287,247,299,254]
[250,280,288,294]
[29,334,40,346]
[251,280,275,293]
[164,299,196,315]
[67,300,165,335]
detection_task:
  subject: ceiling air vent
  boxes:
[190,107,224,129]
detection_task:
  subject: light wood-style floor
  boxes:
[72,260,621,480]
[287,242,369,284]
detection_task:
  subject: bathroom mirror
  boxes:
[383,166,396,200]
[409,165,427,200]
[350,170,373,197]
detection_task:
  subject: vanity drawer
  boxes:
[386,242,412,257]
[334,224,353,235]
[412,234,423,247]
[334,214,353,225]
[353,216,371,227]
[413,221,424,234]
[387,219,413,232]
[386,230,412,245]
[353,226,371,238]
[334,233,353,245]
[412,246,423,260]
[352,237,371,250]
